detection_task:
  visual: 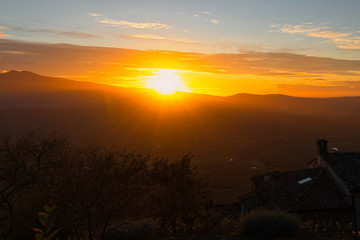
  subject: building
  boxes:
[239,139,360,230]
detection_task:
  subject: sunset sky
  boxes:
[1,0,360,97]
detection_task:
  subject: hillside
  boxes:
[2,70,360,203]
[227,93,360,117]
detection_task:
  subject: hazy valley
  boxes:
[2,70,360,203]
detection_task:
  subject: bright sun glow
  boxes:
[146,69,189,95]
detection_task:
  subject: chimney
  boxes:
[264,175,271,183]
[316,138,328,155]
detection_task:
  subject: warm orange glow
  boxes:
[146,69,189,95]
[7,40,360,98]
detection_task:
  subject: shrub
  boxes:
[104,219,156,240]
[193,208,243,236]
[241,210,300,240]
[301,219,354,239]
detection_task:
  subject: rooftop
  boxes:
[247,167,351,211]
[324,152,360,192]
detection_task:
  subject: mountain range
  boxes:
[2,70,360,203]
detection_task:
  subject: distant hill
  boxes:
[227,93,360,117]
[2,70,360,115]
[2,70,360,204]
[0,70,102,92]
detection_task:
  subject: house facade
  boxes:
[239,139,360,230]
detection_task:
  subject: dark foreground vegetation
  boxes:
[0,131,211,239]
[0,131,356,240]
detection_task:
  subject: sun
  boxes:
[146,69,189,95]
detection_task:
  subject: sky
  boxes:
[1,0,360,97]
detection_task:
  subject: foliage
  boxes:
[48,147,151,240]
[148,153,211,237]
[104,219,156,240]
[192,208,242,236]
[0,131,211,240]
[301,219,354,239]
[33,205,61,240]
[0,131,68,239]
[241,210,300,240]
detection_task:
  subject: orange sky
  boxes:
[1,40,360,97]
[1,1,360,97]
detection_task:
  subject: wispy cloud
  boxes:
[88,12,103,17]
[3,39,360,97]
[119,34,167,40]
[0,50,28,55]
[238,44,269,52]
[55,75,89,79]
[0,26,9,37]
[192,12,219,24]
[272,23,360,50]
[39,29,98,38]
[100,18,171,30]
[117,33,201,45]
[2,39,360,80]
[2,25,98,38]
[88,13,171,30]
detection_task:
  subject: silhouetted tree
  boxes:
[0,132,211,240]
[48,147,150,240]
[149,154,210,237]
[0,131,68,239]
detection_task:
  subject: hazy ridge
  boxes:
[2,70,360,203]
